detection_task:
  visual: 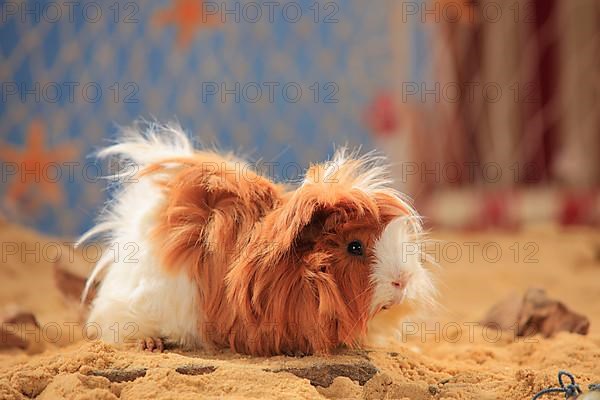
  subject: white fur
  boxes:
[80,122,200,347]
[303,147,395,193]
[370,217,436,315]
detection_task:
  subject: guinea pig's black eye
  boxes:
[347,240,364,256]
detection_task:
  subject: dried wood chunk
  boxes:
[482,288,590,338]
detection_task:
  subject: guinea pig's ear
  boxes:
[267,192,335,258]
[373,191,412,224]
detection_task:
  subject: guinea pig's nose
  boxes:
[391,272,411,290]
[391,280,405,289]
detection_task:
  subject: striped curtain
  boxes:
[377,0,600,228]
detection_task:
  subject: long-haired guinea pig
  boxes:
[79,122,436,356]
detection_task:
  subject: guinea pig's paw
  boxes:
[138,337,165,353]
[282,349,310,358]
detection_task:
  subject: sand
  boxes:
[1,220,599,399]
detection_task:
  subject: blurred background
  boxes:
[1,0,599,237]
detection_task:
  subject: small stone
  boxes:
[53,258,97,304]
[88,368,147,383]
[0,311,41,351]
[175,365,217,375]
[270,361,378,388]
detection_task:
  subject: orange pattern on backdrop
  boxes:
[0,120,79,213]
[153,0,222,48]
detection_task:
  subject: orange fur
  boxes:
[145,152,412,356]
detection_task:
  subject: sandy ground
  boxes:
[1,220,599,399]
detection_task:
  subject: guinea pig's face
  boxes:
[301,202,433,324]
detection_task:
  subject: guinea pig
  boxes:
[79,122,436,356]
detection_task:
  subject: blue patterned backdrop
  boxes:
[0,0,418,237]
